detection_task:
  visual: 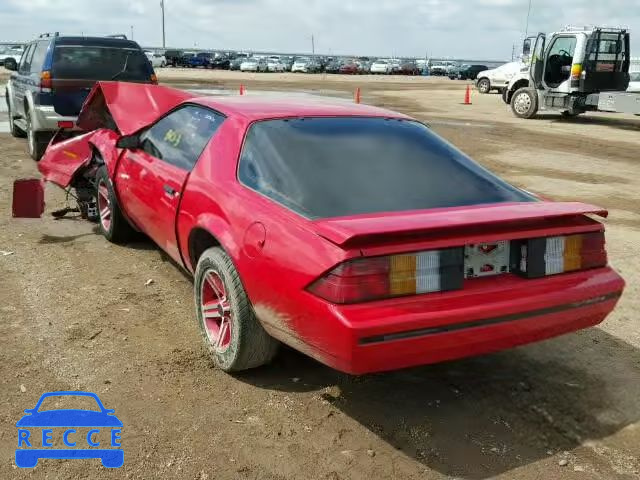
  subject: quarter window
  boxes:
[30,41,50,73]
[18,44,35,73]
[139,105,225,170]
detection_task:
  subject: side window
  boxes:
[18,44,34,74]
[547,36,577,58]
[139,106,225,170]
[30,41,50,73]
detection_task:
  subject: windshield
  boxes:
[51,46,151,80]
[238,117,534,219]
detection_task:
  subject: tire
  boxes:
[511,87,539,119]
[501,88,510,105]
[26,110,49,161]
[194,247,279,372]
[477,78,491,94]
[95,165,135,243]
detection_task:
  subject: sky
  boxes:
[0,0,638,60]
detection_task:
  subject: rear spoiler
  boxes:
[313,202,608,247]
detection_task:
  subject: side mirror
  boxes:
[4,57,18,71]
[523,38,532,56]
[116,134,140,149]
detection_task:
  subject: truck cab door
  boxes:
[541,34,578,93]
[529,33,546,89]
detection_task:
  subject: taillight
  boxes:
[150,73,158,84]
[519,232,607,278]
[40,70,52,90]
[308,248,464,304]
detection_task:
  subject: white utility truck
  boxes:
[503,26,638,119]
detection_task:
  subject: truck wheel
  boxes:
[477,78,491,94]
[195,247,279,372]
[26,110,49,161]
[6,96,26,138]
[511,88,539,119]
[95,166,135,243]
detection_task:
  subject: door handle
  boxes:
[163,184,178,197]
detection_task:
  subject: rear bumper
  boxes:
[304,268,624,374]
[31,105,78,132]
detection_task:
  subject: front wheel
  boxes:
[511,87,539,119]
[195,247,279,372]
[477,78,491,94]
[95,166,135,243]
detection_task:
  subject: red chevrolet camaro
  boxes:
[30,82,623,374]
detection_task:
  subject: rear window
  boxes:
[51,45,151,81]
[238,117,534,219]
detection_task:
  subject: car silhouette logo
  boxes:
[15,391,123,468]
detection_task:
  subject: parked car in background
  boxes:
[281,56,294,71]
[0,45,24,67]
[370,59,392,74]
[267,57,286,72]
[164,50,184,67]
[4,33,156,160]
[339,61,360,75]
[230,56,245,70]
[451,64,488,80]
[187,52,213,68]
[398,61,421,75]
[145,51,167,68]
[627,71,640,92]
[430,61,454,76]
[291,57,321,73]
[240,57,268,72]
[324,59,342,74]
[210,54,231,70]
[475,61,524,94]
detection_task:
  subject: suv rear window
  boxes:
[51,45,151,81]
[238,117,534,219]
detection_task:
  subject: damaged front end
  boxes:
[12,81,194,221]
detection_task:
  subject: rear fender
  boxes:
[184,213,239,273]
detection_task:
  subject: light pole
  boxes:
[130,25,134,40]
[311,34,315,57]
[161,0,166,48]
[524,0,532,37]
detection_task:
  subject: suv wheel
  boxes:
[26,110,49,161]
[477,78,491,94]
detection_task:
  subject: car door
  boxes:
[13,43,35,117]
[115,105,225,262]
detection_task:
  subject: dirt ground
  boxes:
[1,70,639,480]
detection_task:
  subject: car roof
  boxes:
[51,36,141,49]
[190,96,410,121]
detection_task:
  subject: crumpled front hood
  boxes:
[77,81,195,135]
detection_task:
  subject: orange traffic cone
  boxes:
[354,87,361,104]
[239,84,245,95]
[463,84,472,105]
